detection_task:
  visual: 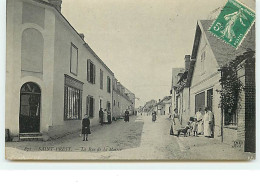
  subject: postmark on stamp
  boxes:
[209,0,255,48]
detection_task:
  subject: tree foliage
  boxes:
[217,49,255,124]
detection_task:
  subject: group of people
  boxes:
[99,108,112,125]
[171,107,214,138]
[81,109,132,141]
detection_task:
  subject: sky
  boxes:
[61,0,255,107]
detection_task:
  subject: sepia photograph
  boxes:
[5,0,256,161]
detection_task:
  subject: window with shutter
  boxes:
[100,69,103,89]
[93,64,96,84]
[87,60,90,82]
[107,76,111,93]
[87,59,96,84]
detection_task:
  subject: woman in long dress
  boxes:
[103,109,108,124]
[196,108,204,135]
[170,108,179,135]
[203,107,213,137]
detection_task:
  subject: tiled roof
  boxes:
[199,20,255,67]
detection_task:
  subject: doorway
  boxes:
[19,82,41,133]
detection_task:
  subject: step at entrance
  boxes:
[19,133,43,141]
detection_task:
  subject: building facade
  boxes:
[170,68,185,116]
[188,20,255,152]
[6,0,133,140]
[112,78,135,119]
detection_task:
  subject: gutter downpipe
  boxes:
[218,68,224,143]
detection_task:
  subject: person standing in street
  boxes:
[170,108,179,135]
[203,107,214,138]
[107,109,112,124]
[99,108,103,126]
[103,109,108,124]
[196,108,204,135]
[152,111,157,122]
[124,109,129,122]
[82,114,91,141]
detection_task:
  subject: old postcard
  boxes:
[5,0,256,160]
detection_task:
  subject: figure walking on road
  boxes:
[152,111,157,122]
[107,109,112,124]
[203,107,214,138]
[99,108,103,125]
[82,114,91,141]
[124,109,129,122]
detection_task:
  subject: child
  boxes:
[82,114,91,141]
[192,117,198,137]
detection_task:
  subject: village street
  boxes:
[5,115,253,160]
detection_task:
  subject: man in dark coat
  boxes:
[82,114,91,141]
[124,109,129,122]
[99,108,103,125]
[107,110,112,124]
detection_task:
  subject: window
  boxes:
[64,86,82,120]
[64,75,83,120]
[87,59,95,84]
[86,96,95,118]
[195,92,205,114]
[100,69,103,89]
[118,102,120,107]
[70,43,78,75]
[207,89,213,111]
[113,100,116,106]
[224,109,237,125]
[201,51,205,74]
[107,76,111,93]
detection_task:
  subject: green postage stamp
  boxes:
[209,0,255,48]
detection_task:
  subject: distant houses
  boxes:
[170,20,255,152]
[112,78,135,119]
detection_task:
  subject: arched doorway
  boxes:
[19,82,41,133]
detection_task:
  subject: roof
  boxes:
[188,20,255,86]
[171,68,185,88]
[155,96,171,106]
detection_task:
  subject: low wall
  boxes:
[223,127,237,146]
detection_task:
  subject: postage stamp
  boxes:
[209,0,255,48]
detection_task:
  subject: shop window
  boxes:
[64,86,81,120]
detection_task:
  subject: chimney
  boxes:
[184,55,190,71]
[48,0,62,12]
[79,33,85,40]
